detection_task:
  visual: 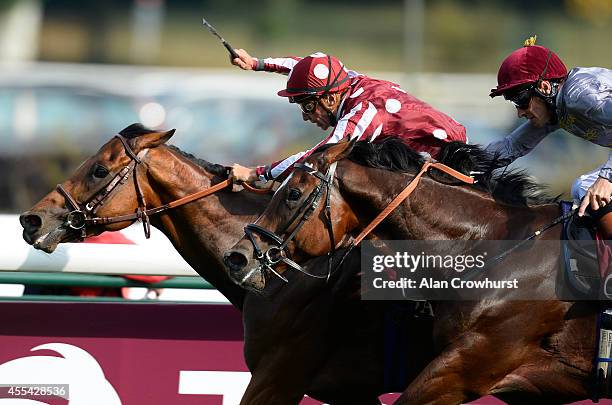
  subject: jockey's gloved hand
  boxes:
[230,49,254,71]
[230,163,258,183]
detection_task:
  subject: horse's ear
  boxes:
[326,137,357,163]
[131,129,176,152]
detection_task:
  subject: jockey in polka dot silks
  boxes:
[229,50,467,183]
[486,36,612,239]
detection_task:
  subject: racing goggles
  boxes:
[505,86,534,110]
[289,95,318,114]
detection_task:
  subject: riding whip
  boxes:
[202,18,239,59]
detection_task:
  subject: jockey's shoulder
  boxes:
[562,67,612,97]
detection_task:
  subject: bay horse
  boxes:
[19,124,433,405]
[224,137,600,404]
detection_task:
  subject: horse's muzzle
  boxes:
[20,212,43,235]
[224,249,249,273]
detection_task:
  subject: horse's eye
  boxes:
[92,164,109,179]
[287,188,302,202]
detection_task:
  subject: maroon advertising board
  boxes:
[0,301,406,404]
[0,300,605,405]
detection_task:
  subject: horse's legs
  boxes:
[489,359,592,405]
[494,391,570,405]
[393,336,590,405]
[392,342,475,405]
[392,330,533,405]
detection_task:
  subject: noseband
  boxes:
[244,161,338,282]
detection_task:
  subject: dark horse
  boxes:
[20,124,433,405]
[225,137,599,404]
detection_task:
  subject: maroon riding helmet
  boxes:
[277,53,352,99]
[490,44,568,98]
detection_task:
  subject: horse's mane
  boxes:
[118,123,228,177]
[167,146,228,177]
[436,141,558,206]
[322,138,557,207]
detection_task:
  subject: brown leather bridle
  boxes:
[55,134,268,240]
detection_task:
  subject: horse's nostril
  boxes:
[224,251,248,272]
[19,213,42,232]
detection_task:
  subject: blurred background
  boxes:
[1,0,612,213]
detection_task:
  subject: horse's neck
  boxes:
[339,162,557,241]
[402,177,556,240]
[144,147,268,308]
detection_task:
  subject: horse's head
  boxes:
[20,123,175,253]
[224,139,361,292]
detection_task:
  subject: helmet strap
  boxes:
[538,50,553,82]
[327,110,338,127]
[318,94,339,127]
[532,49,563,123]
[316,55,349,127]
[534,81,561,124]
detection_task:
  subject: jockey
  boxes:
[229,50,467,183]
[486,36,612,238]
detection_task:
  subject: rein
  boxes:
[352,161,474,246]
[56,135,269,239]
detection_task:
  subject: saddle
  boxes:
[559,201,612,300]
